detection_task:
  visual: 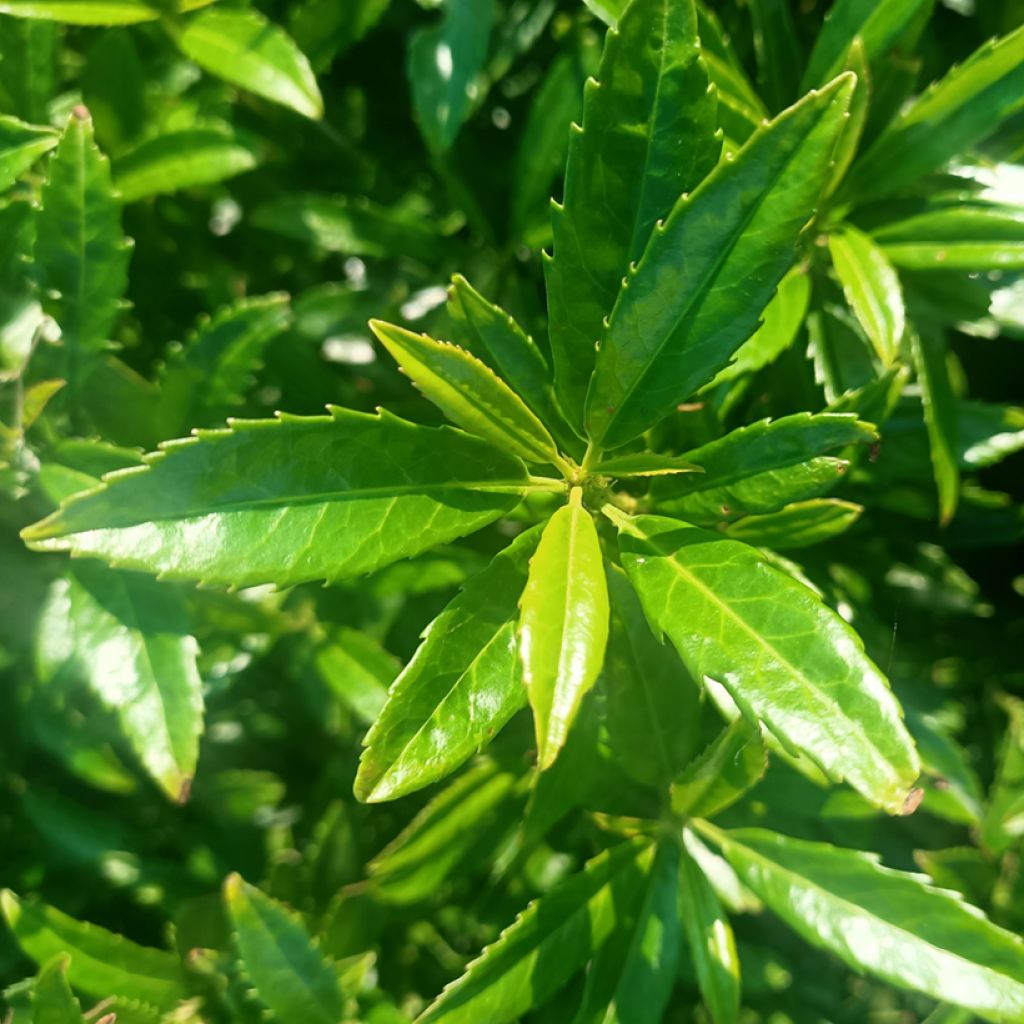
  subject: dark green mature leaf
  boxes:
[585,75,854,449]
[0,0,210,22]
[678,834,740,1024]
[416,838,654,1024]
[170,8,323,120]
[957,401,1024,468]
[807,299,880,403]
[652,413,875,525]
[22,409,530,588]
[607,511,921,813]
[80,29,145,150]
[0,114,57,192]
[356,526,541,803]
[700,825,1024,1023]
[289,0,390,70]
[672,720,767,819]
[1,891,185,1010]
[982,696,1024,855]
[723,498,863,549]
[826,38,869,196]
[828,224,904,365]
[36,563,203,802]
[849,24,1024,200]
[910,327,959,524]
[0,17,56,122]
[407,0,494,153]
[571,839,682,1024]
[594,453,702,478]
[370,320,565,468]
[604,567,701,788]
[545,0,719,429]
[32,956,85,1024]
[113,127,259,202]
[520,488,610,770]
[748,0,802,111]
[35,109,130,383]
[225,875,345,1024]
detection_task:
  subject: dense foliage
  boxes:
[1,0,1024,1021]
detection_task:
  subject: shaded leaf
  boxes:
[0,114,58,192]
[672,720,767,819]
[314,626,397,724]
[722,498,864,550]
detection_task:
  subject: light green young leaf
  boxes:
[170,8,323,120]
[113,126,259,202]
[607,511,921,814]
[545,0,719,429]
[36,563,203,803]
[407,0,494,152]
[825,37,869,196]
[22,409,530,588]
[700,824,1024,1024]
[32,956,85,1024]
[370,320,564,469]
[35,109,131,384]
[519,488,610,770]
[586,75,854,449]
[0,891,185,1010]
[678,834,740,1024]
[570,839,682,1024]
[672,719,767,819]
[849,24,1024,200]
[416,838,654,1024]
[828,225,904,365]
[314,626,397,724]
[910,326,959,524]
[0,0,210,23]
[355,526,541,803]
[225,874,345,1024]
[723,498,864,550]
[651,413,876,525]
[0,114,58,192]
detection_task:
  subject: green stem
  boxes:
[527,475,569,494]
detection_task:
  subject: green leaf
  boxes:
[801,0,933,89]
[289,0,391,71]
[355,525,541,803]
[678,834,740,1024]
[672,720,768,819]
[545,0,719,430]
[982,696,1024,855]
[416,838,654,1024]
[748,0,802,111]
[80,29,145,151]
[570,839,682,1024]
[826,38,870,196]
[447,275,577,454]
[0,0,210,23]
[407,0,494,153]
[370,320,564,468]
[519,488,610,770]
[113,126,259,202]
[607,511,921,814]
[224,874,345,1024]
[36,563,203,802]
[585,75,854,449]
[0,18,56,123]
[651,413,876,526]
[35,109,131,383]
[0,891,185,1010]
[604,566,701,788]
[32,956,84,1024]
[700,824,1024,1024]
[593,453,702,478]
[807,299,880,403]
[849,24,1024,200]
[0,114,58,192]
[828,225,904,365]
[956,401,1024,468]
[910,326,959,524]
[22,408,530,588]
[170,8,323,120]
[723,498,864,550]
[314,626,397,724]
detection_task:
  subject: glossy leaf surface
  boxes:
[0,0,210,22]
[609,511,920,813]
[585,75,854,448]
[23,409,529,587]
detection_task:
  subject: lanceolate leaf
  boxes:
[672,719,768,819]
[585,75,854,449]
[370,320,564,468]
[416,838,654,1024]
[314,626,396,724]
[355,526,542,803]
[957,401,1024,469]
[700,825,1024,1024]
[593,453,702,478]
[607,511,921,814]
[22,409,530,588]
[723,498,864,549]
[0,114,58,192]
[519,488,610,770]
[0,0,211,23]
[828,225,904,365]
[36,563,203,802]
[32,956,85,1024]
[545,0,719,429]
[225,874,345,1024]
[0,891,185,1010]
[170,8,323,120]
[849,24,1024,200]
